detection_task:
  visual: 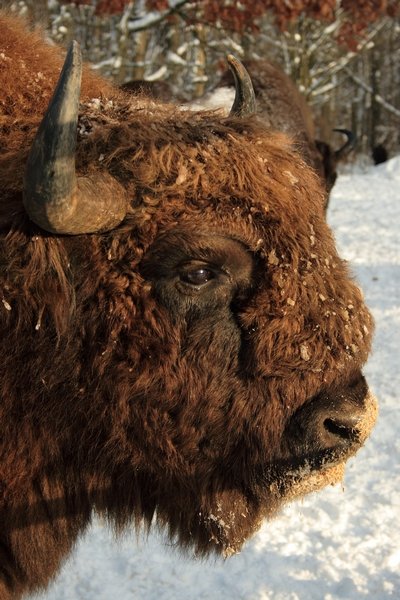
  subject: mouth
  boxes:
[268,455,347,506]
[272,389,378,503]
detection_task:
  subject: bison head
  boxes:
[2,43,377,563]
[315,129,356,195]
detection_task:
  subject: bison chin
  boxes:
[153,488,265,558]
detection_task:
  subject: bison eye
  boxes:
[180,268,215,286]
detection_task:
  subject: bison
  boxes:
[0,13,377,600]
[213,59,355,211]
[372,143,389,165]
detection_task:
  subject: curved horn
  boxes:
[226,54,256,117]
[333,128,356,160]
[23,41,128,234]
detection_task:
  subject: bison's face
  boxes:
[20,47,377,557]
[116,218,376,556]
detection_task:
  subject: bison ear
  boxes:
[23,41,128,235]
[226,54,256,117]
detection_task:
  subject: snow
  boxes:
[188,86,235,113]
[33,156,400,600]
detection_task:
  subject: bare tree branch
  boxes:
[126,0,193,33]
[344,67,400,119]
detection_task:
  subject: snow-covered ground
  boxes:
[34,157,400,600]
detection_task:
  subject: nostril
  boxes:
[285,374,375,457]
[323,417,360,442]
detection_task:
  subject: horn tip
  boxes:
[226,53,242,71]
[332,128,353,135]
[333,128,356,144]
[226,54,256,118]
[66,40,82,67]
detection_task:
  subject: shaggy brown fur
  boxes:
[218,59,352,210]
[119,79,174,102]
[0,13,377,599]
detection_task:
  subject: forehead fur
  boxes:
[77,99,325,221]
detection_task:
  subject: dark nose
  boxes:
[286,374,371,455]
[308,406,364,451]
